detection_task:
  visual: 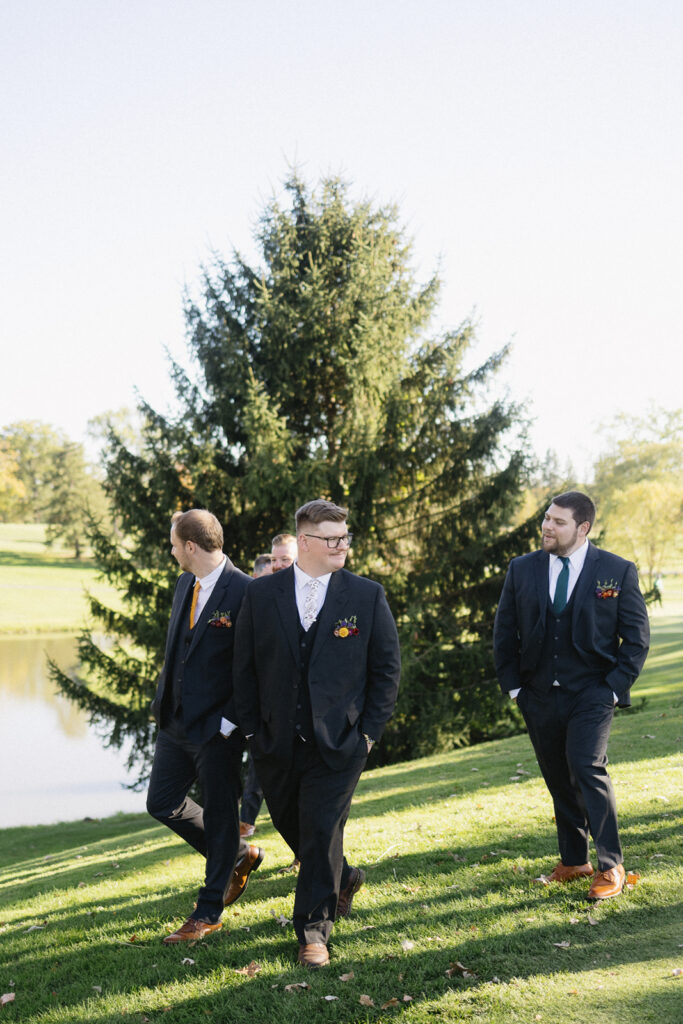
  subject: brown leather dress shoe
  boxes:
[548,861,594,882]
[588,864,625,900]
[163,916,222,944]
[224,845,265,906]
[337,867,366,918]
[297,942,330,968]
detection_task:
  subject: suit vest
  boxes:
[293,618,319,744]
[536,589,603,692]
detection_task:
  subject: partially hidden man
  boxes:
[233,500,401,967]
[493,491,649,900]
[147,510,264,943]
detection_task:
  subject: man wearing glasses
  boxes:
[234,499,401,968]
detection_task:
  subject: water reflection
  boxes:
[1,635,147,827]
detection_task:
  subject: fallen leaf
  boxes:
[535,1016,542,1021]
[25,925,45,933]
[569,917,580,925]
[672,968,682,977]
[339,972,355,981]
[587,915,599,926]
[360,994,375,1006]
[128,935,138,944]
[382,997,400,1008]
[445,961,477,978]
[568,989,578,995]
[533,875,550,885]
[471,767,479,771]
[181,958,195,965]
[492,976,500,983]
[643,734,655,739]
[1,994,15,1006]
[553,941,570,949]
[401,940,415,951]
[235,961,261,977]
[284,982,310,992]
[403,994,413,1002]
[626,872,641,887]
[323,995,339,1001]
[92,986,102,993]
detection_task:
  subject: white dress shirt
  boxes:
[293,562,331,626]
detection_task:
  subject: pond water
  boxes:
[0,635,147,827]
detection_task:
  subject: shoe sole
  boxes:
[587,884,624,900]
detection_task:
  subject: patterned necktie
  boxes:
[302,579,320,631]
[189,579,201,629]
[553,557,571,613]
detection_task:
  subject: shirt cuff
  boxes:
[220,717,237,738]
[509,688,521,700]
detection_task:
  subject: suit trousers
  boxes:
[146,712,248,922]
[240,753,264,826]
[254,739,366,945]
[517,684,622,870]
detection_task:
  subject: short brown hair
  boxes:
[271,532,296,547]
[171,509,224,552]
[551,491,596,531]
[295,499,348,533]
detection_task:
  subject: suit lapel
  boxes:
[534,550,549,614]
[274,566,301,666]
[166,574,193,660]
[310,569,350,665]
[186,559,235,660]
[571,542,599,629]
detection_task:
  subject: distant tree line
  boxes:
[0,421,108,558]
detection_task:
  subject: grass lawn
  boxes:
[0,524,120,634]
[1,602,681,1022]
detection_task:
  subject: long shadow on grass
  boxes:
[5,890,681,1024]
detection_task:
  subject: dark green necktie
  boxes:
[553,556,570,613]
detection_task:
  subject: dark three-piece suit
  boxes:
[493,541,649,869]
[147,558,251,922]
[233,565,401,944]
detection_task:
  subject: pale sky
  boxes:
[3,0,682,478]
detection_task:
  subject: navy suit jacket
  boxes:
[151,558,251,744]
[493,542,649,707]
[233,566,401,771]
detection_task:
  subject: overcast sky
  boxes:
[3,0,681,477]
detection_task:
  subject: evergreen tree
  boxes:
[51,173,538,782]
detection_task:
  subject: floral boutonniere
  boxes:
[595,580,621,600]
[208,610,232,628]
[333,616,359,638]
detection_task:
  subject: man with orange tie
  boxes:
[148,509,263,943]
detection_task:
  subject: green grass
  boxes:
[0,524,119,634]
[1,613,681,1022]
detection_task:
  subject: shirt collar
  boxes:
[293,561,332,591]
[196,556,227,590]
[550,539,589,572]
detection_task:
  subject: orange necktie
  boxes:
[189,579,201,629]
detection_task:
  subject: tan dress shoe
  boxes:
[224,845,265,906]
[297,942,330,968]
[337,867,366,918]
[588,864,625,900]
[163,916,222,944]
[548,861,594,882]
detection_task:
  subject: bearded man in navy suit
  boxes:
[234,499,401,968]
[147,509,264,943]
[494,491,649,900]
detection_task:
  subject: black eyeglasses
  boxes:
[302,533,353,549]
